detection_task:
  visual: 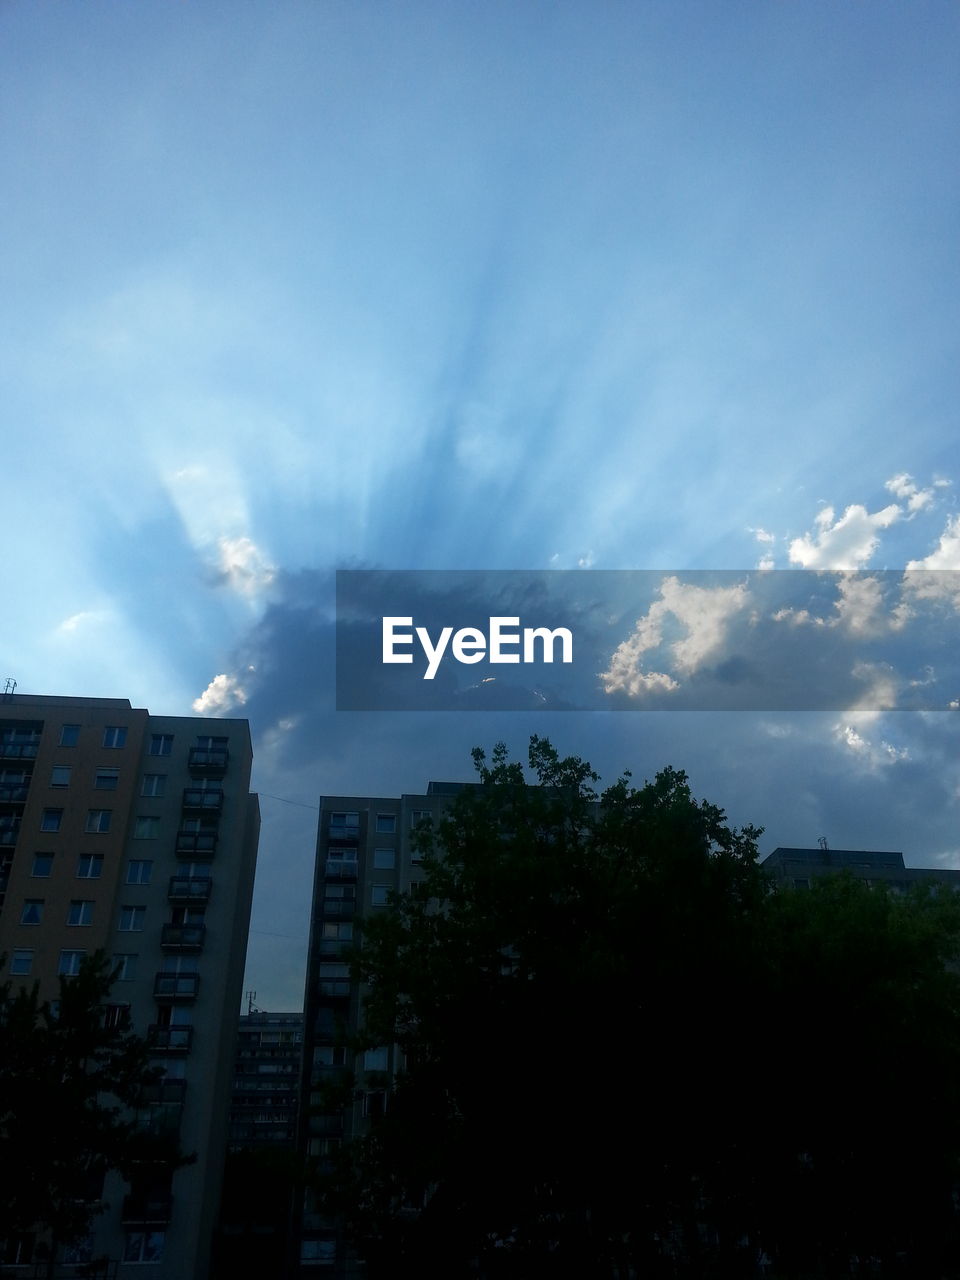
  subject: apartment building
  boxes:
[761,845,960,891]
[0,692,260,1278]
[296,781,466,1275]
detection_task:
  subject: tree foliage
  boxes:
[0,951,182,1257]
[327,737,960,1279]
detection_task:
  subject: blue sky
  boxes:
[3,1,959,1006]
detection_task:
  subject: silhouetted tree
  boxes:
[322,738,960,1278]
[0,951,186,1270]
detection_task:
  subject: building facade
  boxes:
[297,782,466,1275]
[761,845,960,892]
[0,693,260,1278]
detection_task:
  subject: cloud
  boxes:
[834,718,909,768]
[788,502,900,569]
[906,514,960,572]
[215,535,276,599]
[600,576,749,698]
[192,671,251,715]
[884,472,935,515]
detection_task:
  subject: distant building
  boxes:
[229,1008,304,1149]
[296,781,467,1277]
[0,692,260,1278]
[212,1008,303,1279]
[761,845,960,892]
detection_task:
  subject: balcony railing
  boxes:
[175,830,218,857]
[0,741,39,759]
[324,858,358,880]
[182,787,224,812]
[0,817,21,844]
[147,1025,193,1053]
[0,783,29,803]
[168,875,212,903]
[328,823,360,841]
[321,898,355,918]
[188,746,229,775]
[160,923,206,952]
[153,972,200,1002]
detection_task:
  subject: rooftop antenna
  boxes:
[246,990,261,1015]
[817,836,829,851]
[2,678,16,701]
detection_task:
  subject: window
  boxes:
[59,724,80,747]
[123,1231,165,1263]
[95,767,119,790]
[102,726,127,749]
[141,774,166,797]
[314,1045,348,1068]
[10,949,32,976]
[410,809,431,828]
[127,860,153,885]
[375,814,396,834]
[40,809,62,833]
[112,954,137,981]
[119,906,145,932]
[373,848,395,870]
[134,816,160,839]
[364,1046,389,1071]
[322,922,353,940]
[68,900,93,926]
[58,949,86,976]
[50,765,71,788]
[20,899,43,925]
[371,886,390,906]
[85,810,111,834]
[161,954,197,974]
[149,734,173,757]
[329,811,359,829]
[31,853,53,877]
[300,1239,336,1265]
[196,734,227,749]
[77,854,103,879]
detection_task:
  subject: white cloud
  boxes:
[906,513,960,571]
[216,536,275,599]
[788,502,900,569]
[834,717,908,767]
[54,610,109,635]
[884,472,935,515]
[192,671,250,715]
[600,576,749,697]
[750,527,775,544]
[757,554,775,571]
[832,573,886,636]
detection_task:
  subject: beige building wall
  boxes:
[0,694,260,1280]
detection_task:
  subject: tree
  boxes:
[0,951,186,1269]
[326,737,960,1279]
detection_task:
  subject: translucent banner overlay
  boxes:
[335,569,960,712]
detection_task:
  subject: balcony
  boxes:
[0,816,21,845]
[138,1078,187,1106]
[153,972,200,1002]
[188,746,229,776]
[0,741,39,759]
[328,823,360,842]
[324,858,358,880]
[308,1114,344,1136]
[182,786,224,813]
[0,783,29,803]
[147,1025,193,1053]
[321,898,355,918]
[160,923,206,952]
[175,830,218,858]
[168,875,212,904]
[122,1193,173,1225]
